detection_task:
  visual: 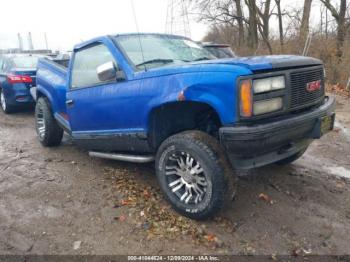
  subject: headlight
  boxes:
[253,76,285,94]
[253,97,283,115]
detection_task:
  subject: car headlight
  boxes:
[253,97,283,115]
[253,76,285,94]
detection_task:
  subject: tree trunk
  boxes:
[336,0,346,60]
[246,0,258,50]
[275,0,284,52]
[320,0,347,82]
[300,0,313,44]
[262,0,271,40]
[257,23,273,54]
[235,0,245,46]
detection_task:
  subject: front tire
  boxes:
[0,88,14,114]
[35,97,63,147]
[155,131,235,220]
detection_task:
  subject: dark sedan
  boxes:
[0,54,41,113]
[201,42,236,59]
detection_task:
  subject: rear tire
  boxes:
[276,147,308,165]
[0,88,15,114]
[155,130,236,220]
[35,97,63,147]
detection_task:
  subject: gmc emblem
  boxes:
[306,80,322,92]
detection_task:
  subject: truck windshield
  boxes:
[114,34,215,70]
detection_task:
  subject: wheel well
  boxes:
[148,101,222,150]
[36,90,45,99]
[36,91,51,107]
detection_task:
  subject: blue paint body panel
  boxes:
[36,59,69,129]
[35,34,322,149]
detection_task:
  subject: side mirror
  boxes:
[96,61,117,82]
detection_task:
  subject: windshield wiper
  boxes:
[192,57,212,62]
[136,59,174,67]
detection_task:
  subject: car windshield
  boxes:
[205,47,236,59]
[114,34,216,69]
[12,56,39,68]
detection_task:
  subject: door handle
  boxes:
[66,99,74,106]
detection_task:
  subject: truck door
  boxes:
[66,43,141,145]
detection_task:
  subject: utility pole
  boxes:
[165,0,191,38]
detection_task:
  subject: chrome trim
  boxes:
[89,151,155,163]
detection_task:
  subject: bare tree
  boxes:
[189,0,274,51]
[188,0,251,47]
[188,0,245,25]
[256,0,273,53]
[320,0,347,61]
[245,0,259,49]
[300,0,313,44]
[275,0,284,52]
[257,0,271,40]
[188,0,235,25]
[235,0,245,46]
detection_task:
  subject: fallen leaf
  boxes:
[259,193,271,202]
[120,199,129,206]
[336,181,345,189]
[205,234,216,242]
[143,190,151,198]
[119,215,127,222]
[326,84,350,97]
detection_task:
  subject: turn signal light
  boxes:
[240,80,253,117]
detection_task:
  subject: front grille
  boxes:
[290,68,324,110]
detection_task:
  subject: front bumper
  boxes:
[219,96,336,169]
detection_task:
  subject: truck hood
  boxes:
[197,55,323,72]
[134,55,322,79]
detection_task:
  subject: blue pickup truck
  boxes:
[35,33,335,219]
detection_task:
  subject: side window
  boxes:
[71,44,118,89]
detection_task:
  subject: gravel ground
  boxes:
[0,95,349,256]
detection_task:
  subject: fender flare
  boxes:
[36,86,57,112]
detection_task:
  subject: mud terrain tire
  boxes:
[155,130,235,220]
[35,97,63,147]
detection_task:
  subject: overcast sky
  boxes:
[0,0,320,51]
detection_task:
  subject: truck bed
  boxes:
[36,58,69,128]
